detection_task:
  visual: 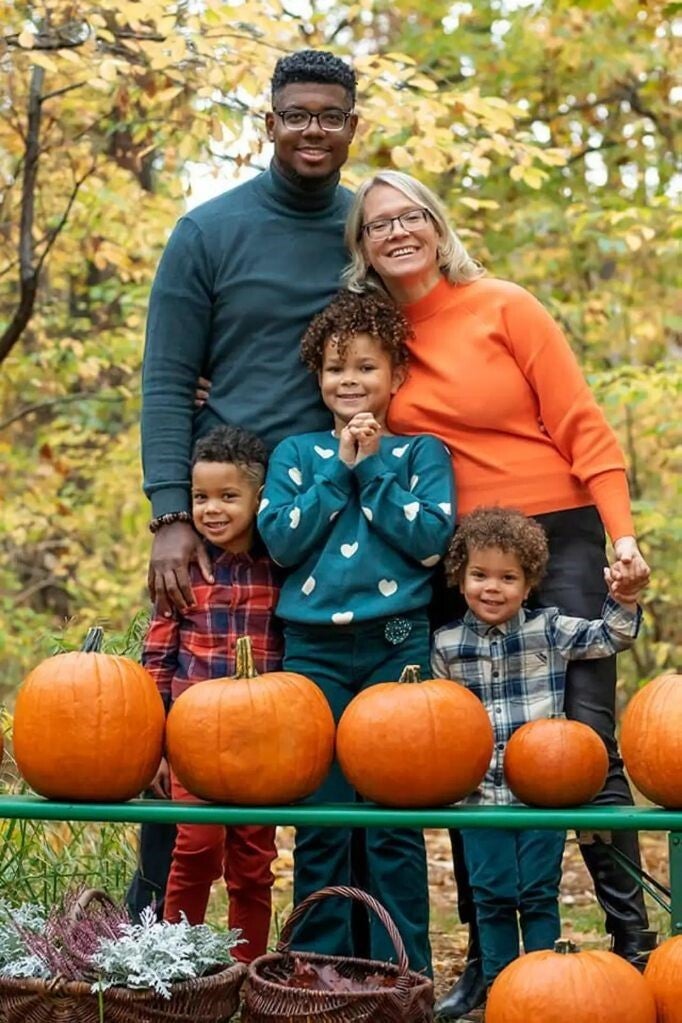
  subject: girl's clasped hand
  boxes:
[338,412,383,466]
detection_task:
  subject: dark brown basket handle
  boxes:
[69,888,116,922]
[277,885,412,997]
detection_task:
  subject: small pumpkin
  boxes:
[486,939,656,1023]
[336,665,494,807]
[643,935,682,1022]
[620,673,682,808]
[504,718,608,807]
[13,627,165,802]
[166,636,335,804]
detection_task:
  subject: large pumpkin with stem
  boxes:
[486,939,656,1023]
[620,673,682,808]
[644,935,682,1022]
[13,627,165,801]
[504,718,608,807]
[166,636,335,804]
[336,665,494,807]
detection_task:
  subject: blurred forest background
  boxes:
[1,0,679,696]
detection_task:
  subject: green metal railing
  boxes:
[0,796,679,933]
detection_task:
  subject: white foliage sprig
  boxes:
[90,907,242,999]
[0,899,49,979]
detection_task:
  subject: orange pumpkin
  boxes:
[644,935,682,1022]
[13,627,165,801]
[620,673,682,807]
[336,665,494,807]
[504,718,608,807]
[486,939,656,1023]
[166,636,335,804]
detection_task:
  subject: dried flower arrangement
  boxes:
[0,890,242,999]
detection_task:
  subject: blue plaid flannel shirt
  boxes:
[431,595,641,805]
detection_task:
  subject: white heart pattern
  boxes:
[361,506,373,522]
[392,444,409,458]
[288,467,303,485]
[403,502,420,522]
[289,507,301,529]
[439,502,452,515]
[409,475,419,491]
[421,554,441,567]
[301,576,316,596]
[314,445,334,459]
[332,611,354,625]
[258,498,270,513]
[329,510,340,521]
[378,579,398,597]
[341,542,359,558]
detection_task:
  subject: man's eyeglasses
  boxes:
[361,208,431,241]
[275,108,353,132]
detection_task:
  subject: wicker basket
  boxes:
[0,888,246,1023]
[0,965,247,1023]
[241,886,434,1022]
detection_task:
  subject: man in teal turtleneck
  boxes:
[141,50,358,615]
[132,49,358,923]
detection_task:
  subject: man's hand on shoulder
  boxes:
[148,520,213,615]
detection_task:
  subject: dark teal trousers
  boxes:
[283,614,432,977]
[461,826,566,983]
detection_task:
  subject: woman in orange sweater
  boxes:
[344,170,653,1019]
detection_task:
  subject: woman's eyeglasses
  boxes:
[361,208,431,241]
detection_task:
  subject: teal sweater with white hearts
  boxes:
[258,431,455,625]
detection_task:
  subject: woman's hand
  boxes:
[608,536,651,602]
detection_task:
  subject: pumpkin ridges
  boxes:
[643,935,682,1022]
[486,945,656,1023]
[14,644,165,802]
[621,673,682,807]
[503,719,608,807]
[336,673,494,807]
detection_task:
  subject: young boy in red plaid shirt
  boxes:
[142,425,281,962]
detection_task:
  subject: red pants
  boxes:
[164,775,277,963]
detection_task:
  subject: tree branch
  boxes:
[0,392,126,432]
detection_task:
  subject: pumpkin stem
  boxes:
[234,636,258,679]
[82,627,104,653]
[398,665,422,685]
[554,939,580,955]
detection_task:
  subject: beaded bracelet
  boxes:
[148,511,193,534]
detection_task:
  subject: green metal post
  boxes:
[669,832,682,935]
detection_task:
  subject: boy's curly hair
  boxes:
[191,425,267,486]
[271,50,357,105]
[300,289,413,373]
[446,506,549,588]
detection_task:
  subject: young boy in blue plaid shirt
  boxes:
[431,506,643,989]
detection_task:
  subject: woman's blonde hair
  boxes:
[343,170,485,294]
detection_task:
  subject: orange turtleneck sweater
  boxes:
[388,276,634,542]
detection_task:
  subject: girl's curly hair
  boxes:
[446,506,549,588]
[300,289,412,372]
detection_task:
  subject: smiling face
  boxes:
[266,82,357,184]
[191,461,261,554]
[460,546,531,626]
[318,332,405,431]
[361,183,443,301]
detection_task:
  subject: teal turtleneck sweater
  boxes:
[141,161,352,517]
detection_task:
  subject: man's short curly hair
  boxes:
[446,507,549,588]
[271,50,357,105]
[300,290,412,373]
[191,425,267,487]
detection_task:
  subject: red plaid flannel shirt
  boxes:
[142,545,283,703]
